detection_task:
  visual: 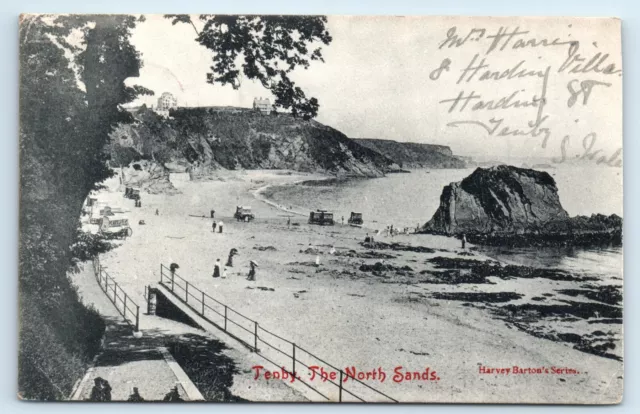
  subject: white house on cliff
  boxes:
[253,97,272,115]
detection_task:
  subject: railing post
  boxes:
[292,343,296,374]
[135,305,140,332]
[171,271,175,292]
[201,292,205,315]
[339,370,344,402]
[224,306,228,331]
[160,264,163,283]
[254,322,258,351]
[113,279,117,304]
[124,295,127,317]
[186,281,189,303]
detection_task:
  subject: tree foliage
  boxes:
[165,14,332,120]
[19,14,149,399]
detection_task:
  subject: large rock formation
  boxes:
[423,165,622,246]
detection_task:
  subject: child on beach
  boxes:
[212,221,217,233]
[218,221,224,233]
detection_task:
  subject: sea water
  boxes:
[265,166,623,279]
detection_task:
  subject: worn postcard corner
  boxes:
[19,13,622,404]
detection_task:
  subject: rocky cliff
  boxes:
[353,138,466,169]
[423,165,622,246]
[107,107,398,179]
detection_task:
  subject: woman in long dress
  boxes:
[212,259,221,278]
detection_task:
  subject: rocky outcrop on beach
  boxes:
[106,106,398,179]
[120,160,179,194]
[422,165,622,246]
[353,138,466,169]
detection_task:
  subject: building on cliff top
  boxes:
[253,97,272,114]
[156,92,178,117]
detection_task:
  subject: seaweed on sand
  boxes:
[427,257,598,282]
[253,245,277,251]
[492,300,622,322]
[419,269,496,284]
[360,241,436,253]
[359,262,414,276]
[335,250,396,259]
[504,322,622,361]
[431,291,523,303]
[556,285,622,306]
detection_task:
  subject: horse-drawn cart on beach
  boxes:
[99,216,133,240]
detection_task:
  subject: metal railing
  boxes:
[159,264,397,403]
[93,258,140,331]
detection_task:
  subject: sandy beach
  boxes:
[91,170,623,403]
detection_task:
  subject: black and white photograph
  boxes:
[18,13,623,403]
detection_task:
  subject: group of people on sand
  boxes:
[362,224,409,241]
[210,247,259,281]
[382,224,413,237]
[212,220,224,233]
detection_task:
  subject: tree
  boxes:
[165,14,332,120]
[19,14,151,399]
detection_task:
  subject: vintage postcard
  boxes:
[19,14,622,403]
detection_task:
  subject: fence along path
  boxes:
[159,264,398,403]
[93,257,140,331]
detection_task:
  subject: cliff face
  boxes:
[423,165,622,246]
[107,107,397,178]
[353,138,466,169]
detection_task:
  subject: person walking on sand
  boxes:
[212,259,221,278]
[212,220,217,233]
[341,216,344,225]
[218,220,224,233]
[226,248,238,267]
[155,209,159,216]
[461,233,467,249]
[247,260,258,281]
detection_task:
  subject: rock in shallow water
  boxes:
[422,165,622,247]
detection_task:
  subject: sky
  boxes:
[127,15,623,161]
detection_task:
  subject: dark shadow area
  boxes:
[155,288,203,329]
[95,324,171,367]
[167,333,247,402]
